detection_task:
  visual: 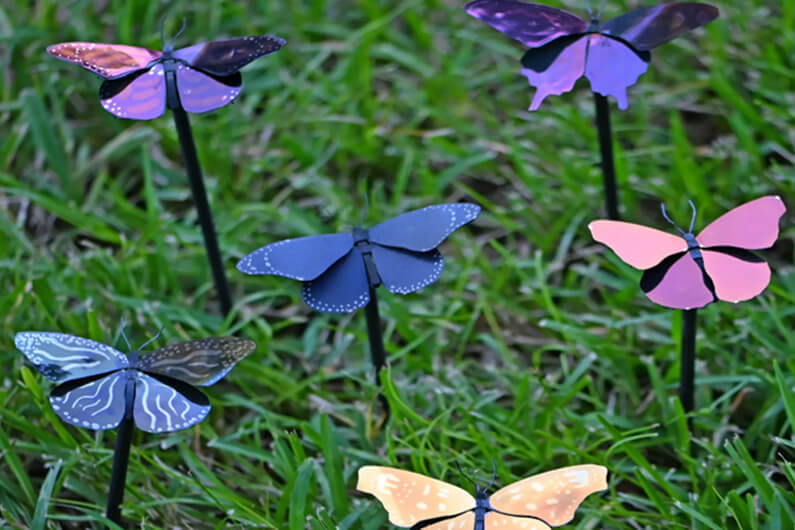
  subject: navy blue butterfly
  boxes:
[15,332,255,433]
[237,203,482,313]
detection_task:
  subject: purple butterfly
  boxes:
[47,35,285,120]
[465,1,719,110]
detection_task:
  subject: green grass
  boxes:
[1,0,794,528]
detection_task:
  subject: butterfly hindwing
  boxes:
[173,35,286,76]
[696,195,786,250]
[369,203,481,253]
[133,372,210,433]
[589,220,687,270]
[521,35,587,111]
[419,512,476,529]
[99,63,167,120]
[15,332,129,384]
[489,464,607,526]
[357,466,476,528]
[484,513,550,529]
[599,2,720,52]
[465,0,588,48]
[640,252,715,309]
[701,249,770,304]
[372,246,444,295]
[302,246,370,313]
[237,233,354,280]
[138,337,256,387]
[47,42,161,78]
[49,371,127,431]
[584,34,649,111]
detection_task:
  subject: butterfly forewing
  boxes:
[49,371,127,430]
[237,233,354,280]
[599,2,720,52]
[302,246,370,313]
[133,372,211,433]
[369,203,481,253]
[47,42,161,78]
[696,196,786,250]
[138,337,255,387]
[489,465,607,526]
[173,35,286,76]
[465,0,588,48]
[357,466,477,528]
[589,220,687,270]
[372,246,444,295]
[15,332,129,384]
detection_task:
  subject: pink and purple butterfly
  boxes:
[15,332,255,433]
[589,196,787,310]
[465,1,719,110]
[47,33,285,120]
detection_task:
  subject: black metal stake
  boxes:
[105,417,133,524]
[363,286,390,419]
[679,309,698,413]
[171,107,233,315]
[593,93,620,221]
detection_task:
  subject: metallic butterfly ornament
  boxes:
[47,32,285,119]
[357,464,607,529]
[237,203,482,313]
[589,196,787,310]
[15,332,255,433]
[465,1,719,110]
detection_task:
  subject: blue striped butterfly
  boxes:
[237,203,482,313]
[15,332,255,433]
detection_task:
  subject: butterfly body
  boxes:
[237,203,481,313]
[590,196,787,310]
[16,332,255,433]
[465,1,718,110]
[48,35,285,120]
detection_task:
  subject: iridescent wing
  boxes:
[371,246,444,295]
[46,42,161,79]
[465,0,588,48]
[175,64,242,113]
[599,2,720,52]
[640,253,715,309]
[237,233,353,280]
[98,64,167,120]
[368,203,481,253]
[696,196,786,250]
[484,513,550,529]
[357,466,476,528]
[138,337,256,387]
[584,34,650,110]
[172,35,286,76]
[589,220,687,270]
[701,250,771,304]
[302,246,370,313]
[49,371,127,430]
[132,372,211,433]
[15,332,128,384]
[489,465,607,525]
[521,35,588,111]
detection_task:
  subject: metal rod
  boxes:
[679,308,698,413]
[363,286,390,418]
[593,93,620,221]
[105,417,133,524]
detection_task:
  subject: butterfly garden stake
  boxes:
[465,1,719,220]
[590,196,787,414]
[357,464,607,529]
[46,23,286,315]
[14,330,256,524]
[238,203,481,417]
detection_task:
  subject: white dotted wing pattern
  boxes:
[369,203,481,252]
[357,466,477,528]
[49,371,127,431]
[302,246,370,313]
[175,63,242,114]
[132,372,211,433]
[489,465,607,526]
[371,245,445,295]
[237,233,354,281]
[138,337,256,387]
[172,35,286,76]
[14,332,128,384]
[99,63,167,120]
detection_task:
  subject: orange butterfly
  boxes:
[357,464,607,529]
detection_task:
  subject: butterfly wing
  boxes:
[641,252,715,309]
[369,203,481,253]
[237,233,354,280]
[599,2,719,52]
[696,196,786,250]
[15,332,129,384]
[371,246,444,295]
[589,220,687,270]
[521,35,587,111]
[489,465,607,526]
[701,249,770,304]
[419,512,476,529]
[302,246,370,313]
[47,42,161,79]
[138,337,256,387]
[465,0,588,47]
[357,466,476,528]
[133,372,211,433]
[484,513,550,529]
[172,35,286,76]
[49,371,127,430]
[584,34,650,110]
[175,64,242,113]
[98,64,167,120]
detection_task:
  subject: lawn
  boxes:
[0,0,793,528]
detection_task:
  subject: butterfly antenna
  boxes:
[585,0,593,18]
[484,460,497,492]
[159,17,167,48]
[688,200,697,234]
[596,0,607,20]
[119,319,133,353]
[360,192,370,227]
[456,462,479,492]
[136,325,165,353]
[174,18,187,42]
[660,203,686,236]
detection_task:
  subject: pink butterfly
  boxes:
[589,196,787,310]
